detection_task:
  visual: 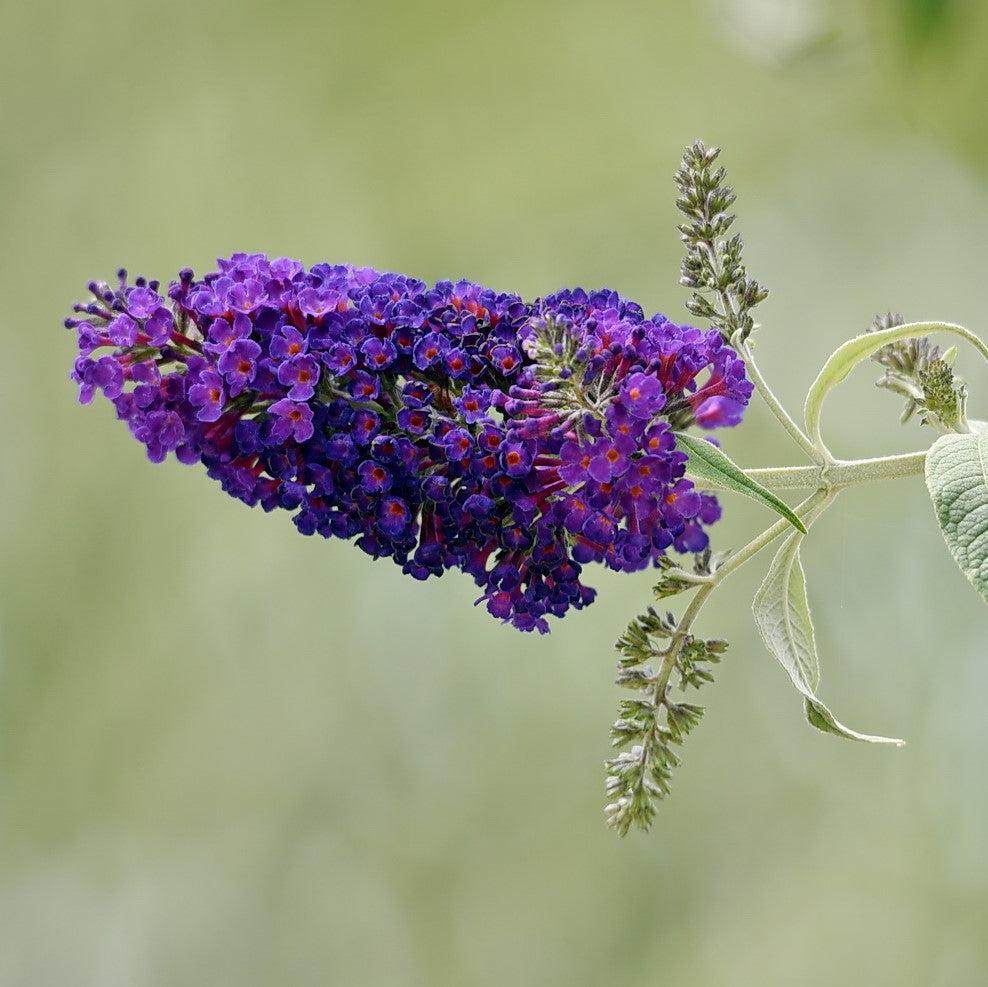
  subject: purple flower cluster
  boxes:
[67,255,752,632]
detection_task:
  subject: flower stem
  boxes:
[742,450,928,490]
[651,489,830,704]
[734,334,822,464]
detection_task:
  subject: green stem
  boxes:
[803,320,988,462]
[650,489,829,704]
[734,334,822,464]
[738,450,928,491]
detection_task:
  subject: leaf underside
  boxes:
[925,430,988,603]
[752,530,904,746]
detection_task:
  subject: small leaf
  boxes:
[804,698,904,744]
[924,429,988,604]
[752,530,904,745]
[674,431,806,534]
[804,321,988,454]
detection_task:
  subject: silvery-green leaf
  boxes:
[925,429,988,604]
[675,431,806,534]
[803,321,988,455]
[752,530,904,745]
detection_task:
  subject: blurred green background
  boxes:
[2,1,987,983]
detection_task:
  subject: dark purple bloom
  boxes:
[663,480,701,520]
[561,495,593,534]
[145,307,175,346]
[187,286,226,317]
[268,399,314,443]
[74,321,104,357]
[379,496,412,535]
[643,423,675,456]
[398,383,429,409]
[349,370,379,401]
[134,409,185,462]
[351,409,380,445]
[323,343,357,375]
[126,287,161,319]
[558,440,593,486]
[277,354,321,401]
[587,438,629,483]
[326,433,357,464]
[442,428,473,461]
[464,493,495,518]
[85,356,124,401]
[270,256,303,280]
[235,418,263,455]
[397,407,430,435]
[583,512,617,546]
[491,345,521,376]
[624,455,673,490]
[108,314,138,346]
[698,492,722,524]
[360,337,398,370]
[227,279,266,313]
[358,460,393,494]
[619,372,666,419]
[159,372,186,404]
[206,315,249,354]
[675,522,709,554]
[444,348,470,379]
[188,368,226,422]
[455,385,492,423]
[605,403,644,455]
[217,338,262,397]
[270,325,309,361]
[412,332,448,370]
[130,360,160,386]
[501,442,533,477]
[297,286,339,317]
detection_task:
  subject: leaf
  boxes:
[924,430,988,604]
[803,321,988,454]
[752,530,905,745]
[674,431,806,534]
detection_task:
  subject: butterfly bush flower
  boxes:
[66,255,752,632]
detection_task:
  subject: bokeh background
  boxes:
[2,1,987,983]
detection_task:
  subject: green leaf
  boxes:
[924,429,988,604]
[752,530,905,745]
[804,321,988,455]
[674,431,806,534]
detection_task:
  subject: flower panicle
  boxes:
[66,255,752,634]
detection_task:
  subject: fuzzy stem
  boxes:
[726,450,929,491]
[803,320,988,462]
[650,489,830,704]
[734,334,822,463]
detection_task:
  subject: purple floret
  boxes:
[276,354,321,401]
[218,338,262,397]
[188,368,227,422]
[269,399,315,444]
